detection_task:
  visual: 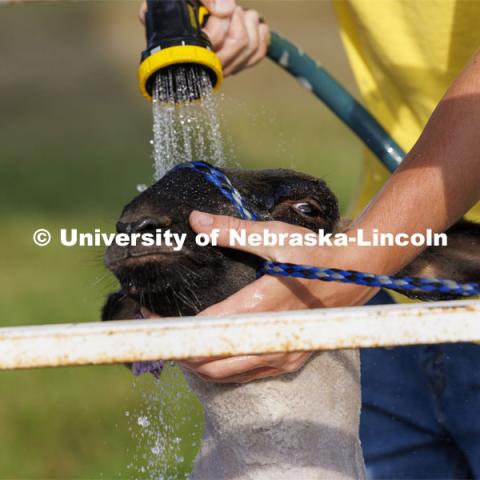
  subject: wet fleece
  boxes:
[183,350,365,480]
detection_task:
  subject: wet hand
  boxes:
[143,212,379,384]
[180,352,312,384]
[188,211,380,314]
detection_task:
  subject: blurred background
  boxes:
[0,1,362,477]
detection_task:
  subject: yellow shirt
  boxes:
[333,0,480,220]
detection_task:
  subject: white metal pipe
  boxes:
[1,299,479,370]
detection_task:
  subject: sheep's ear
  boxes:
[396,220,480,301]
[102,291,140,321]
[101,293,144,373]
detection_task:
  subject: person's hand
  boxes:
[139,0,269,76]
[144,211,382,383]
[180,352,313,384]
[188,211,381,311]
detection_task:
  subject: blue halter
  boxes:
[175,161,480,298]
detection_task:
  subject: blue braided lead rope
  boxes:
[258,262,480,297]
[176,161,259,220]
[175,162,480,297]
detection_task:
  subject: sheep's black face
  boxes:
[104,165,339,317]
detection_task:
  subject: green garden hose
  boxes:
[267,32,405,173]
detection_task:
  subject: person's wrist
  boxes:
[307,273,380,308]
[302,242,385,307]
[346,222,428,276]
[310,240,387,274]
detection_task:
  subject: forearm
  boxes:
[346,49,480,274]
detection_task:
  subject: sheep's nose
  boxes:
[116,216,172,234]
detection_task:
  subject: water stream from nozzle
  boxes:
[151,64,225,180]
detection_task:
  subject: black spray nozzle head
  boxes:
[143,0,211,54]
[151,63,217,103]
[138,0,223,102]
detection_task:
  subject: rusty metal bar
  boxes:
[1,299,479,370]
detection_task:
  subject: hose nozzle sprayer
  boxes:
[138,0,223,103]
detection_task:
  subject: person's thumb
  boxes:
[189,211,312,261]
[200,0,236,18]
[138,1,146,24]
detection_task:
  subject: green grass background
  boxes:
[0,1,362,477]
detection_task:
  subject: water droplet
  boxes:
[137,416,150,428]
[151,445,163,455]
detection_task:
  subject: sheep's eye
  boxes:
[292,202,320,217]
